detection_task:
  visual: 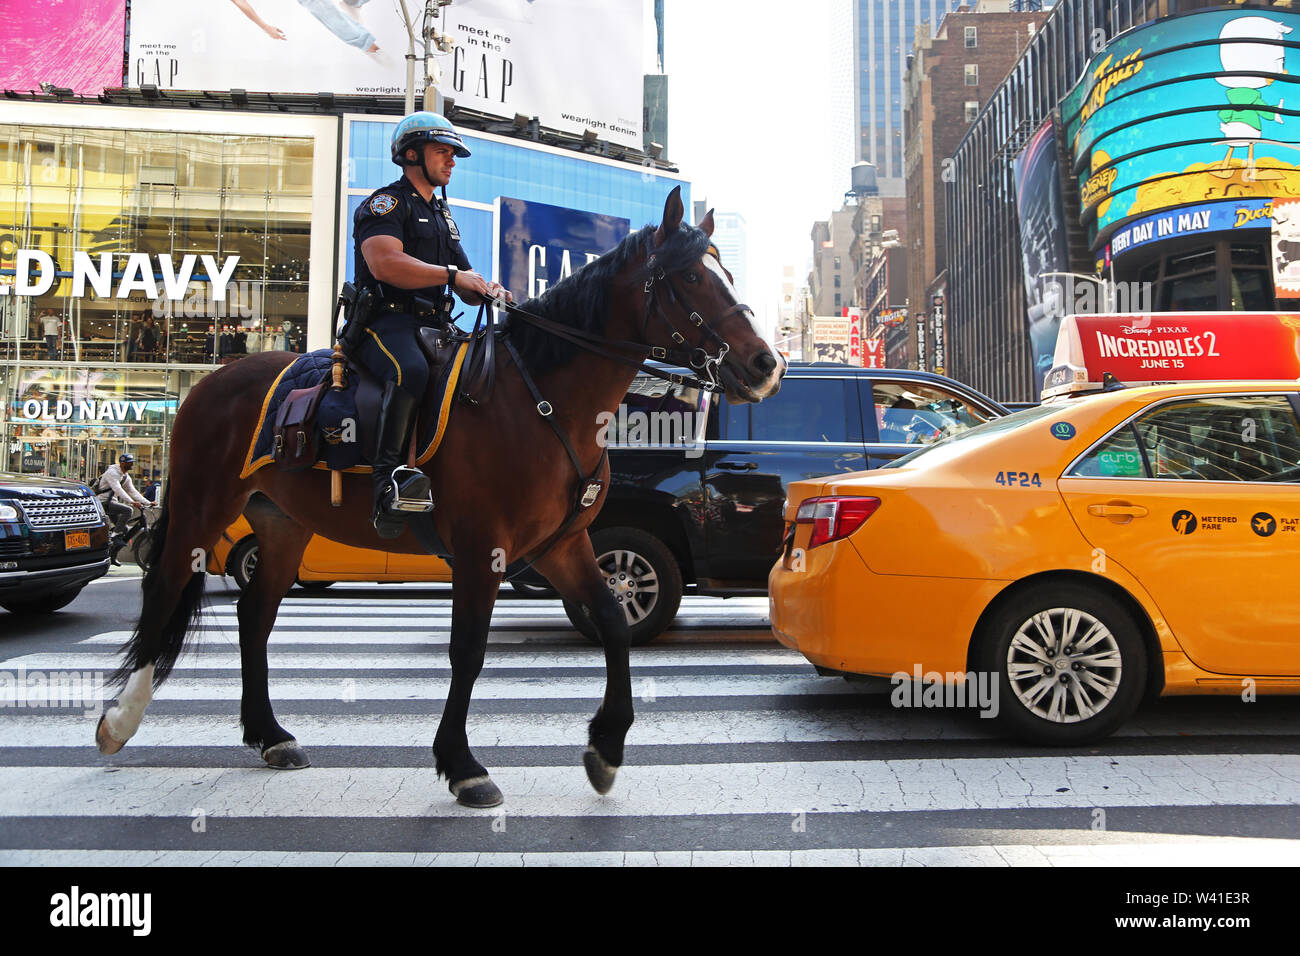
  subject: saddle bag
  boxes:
[272,379,328,471]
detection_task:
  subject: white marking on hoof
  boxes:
[449,774,493,797]
[103,664,154,746]
[94,715,127,755]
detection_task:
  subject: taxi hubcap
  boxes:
[1005,608,1122,724]
[599,549,659,627]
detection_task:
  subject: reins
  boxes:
[470,242,751,579]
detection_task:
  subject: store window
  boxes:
[1132,240,1275,313]
[0,123,314,367]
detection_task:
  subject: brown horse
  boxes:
[96,187,785,807]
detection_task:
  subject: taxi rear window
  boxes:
[882,403,1060,468]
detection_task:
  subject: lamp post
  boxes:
[399,1,456,115]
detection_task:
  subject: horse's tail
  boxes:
[110,487,206,690]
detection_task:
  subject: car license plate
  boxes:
[64,531,90,551]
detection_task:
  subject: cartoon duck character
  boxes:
[1212,16,1291,180]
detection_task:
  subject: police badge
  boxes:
[369,193,398,216]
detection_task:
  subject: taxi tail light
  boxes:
[794,496,881,549]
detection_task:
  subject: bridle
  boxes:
[497,241,754,393]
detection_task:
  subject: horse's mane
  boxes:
[506,222,712,374]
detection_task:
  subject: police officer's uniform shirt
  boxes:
[353,177,472,303]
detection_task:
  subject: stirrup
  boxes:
[388,466,433,514]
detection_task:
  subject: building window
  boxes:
[834,275,841,288]
[965,64,979,86]
[964,101,979,122]
[834,293,842,309]
[833,257,841,269]
[965,26,977,48]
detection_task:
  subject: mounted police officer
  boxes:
[352,111,512,538]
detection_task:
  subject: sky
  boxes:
[662,0,855,337]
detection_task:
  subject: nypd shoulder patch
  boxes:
[368,193,398,216]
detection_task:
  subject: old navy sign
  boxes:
[1109,199,1274,258]
[497,197,628,300]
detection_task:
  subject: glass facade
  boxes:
[946,0,1250,403]
[857,0,964,192]
[343,119,690,317]
[1,116,326,485]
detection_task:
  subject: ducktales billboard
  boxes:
[1063,10,1300,247]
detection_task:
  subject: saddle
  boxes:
[241,324,492,481]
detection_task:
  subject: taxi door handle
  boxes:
[1088,502,1149,518]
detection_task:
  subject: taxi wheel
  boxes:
[229,537,259,592]
[975,583,1147,745]
[563,527,683,646]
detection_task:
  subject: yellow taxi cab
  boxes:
[207,515,452,590]
[770,312,1300,744]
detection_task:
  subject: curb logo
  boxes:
[1251,512,1277,537]
[1172,509,1197,535]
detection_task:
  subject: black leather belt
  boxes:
[379,296,452,320]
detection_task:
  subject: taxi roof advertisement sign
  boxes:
[1049,313,1300,390]
[128,0,644,148]
[1061,9,1300,247]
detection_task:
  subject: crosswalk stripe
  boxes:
[77,628,772,645]
[4,838,1297,866]
[7,647,805,673]
[3,755,1298,819]
[0,674,858,701]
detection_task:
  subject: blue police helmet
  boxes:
[391,111,471,163]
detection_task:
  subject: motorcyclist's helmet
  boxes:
[391,111,471,164]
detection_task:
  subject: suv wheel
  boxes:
[229,537,260,591]
[2,588,82,614]
[563,527,683,646]
[973,582,1147,745]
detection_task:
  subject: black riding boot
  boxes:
[371,382,432,539]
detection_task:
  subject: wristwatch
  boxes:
[446,264,458,289]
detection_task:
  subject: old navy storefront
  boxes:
[1065,8,1300,310]
[0,102,339,485]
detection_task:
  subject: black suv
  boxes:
[554,363,1008,643]
[0,473,110,616]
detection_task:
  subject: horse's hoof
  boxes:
[449,775,504,808]
[583,745,618,795]
[95,714,127,755]
[262,740,311,770]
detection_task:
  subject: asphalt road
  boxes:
[2,567,1299,866]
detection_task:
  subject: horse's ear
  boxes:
[699,208,716,238]
[655,186,684,245]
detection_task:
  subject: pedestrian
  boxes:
[135,313,159,361]
[40,310,61,360]
[351,110,513,537]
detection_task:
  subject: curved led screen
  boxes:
[1062,9,1300,243]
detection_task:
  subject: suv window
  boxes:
[749,377,855,442]
[1069,396,1300,482]
[871,381,993,445]
[610,378,705,447]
